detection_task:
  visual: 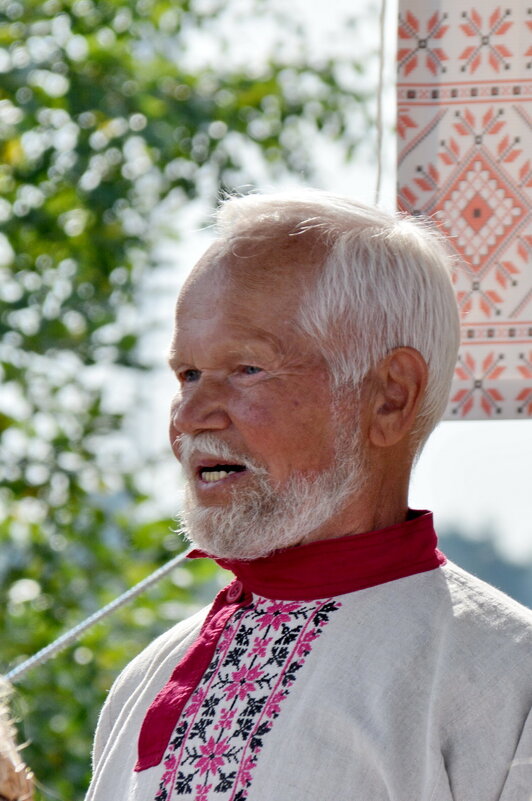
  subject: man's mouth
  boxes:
[199,464,247,483]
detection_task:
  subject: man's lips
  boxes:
[198,464,247,484]
[184,454,249,485]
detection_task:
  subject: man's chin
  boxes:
[182,527,278,562]
[180,501,301,561]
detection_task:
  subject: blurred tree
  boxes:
[0,0,375,796]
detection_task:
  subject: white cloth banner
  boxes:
[397,0,531,419]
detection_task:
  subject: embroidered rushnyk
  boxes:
[153,597,341,800]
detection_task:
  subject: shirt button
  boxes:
[226,580,244,603]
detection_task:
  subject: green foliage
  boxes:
[0,0,375,797]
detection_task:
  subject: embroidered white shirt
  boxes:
[87,562,532,801]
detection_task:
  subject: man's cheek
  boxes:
[168,420,181,457]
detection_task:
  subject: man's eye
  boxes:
[241,365,262,375]
[180,369,201,383]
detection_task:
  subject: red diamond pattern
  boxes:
[436,152,525,268]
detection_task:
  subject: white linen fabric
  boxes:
[86,561,532,801]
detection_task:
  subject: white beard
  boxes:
[176,420,367,561]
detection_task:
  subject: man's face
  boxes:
[168,240,367,558]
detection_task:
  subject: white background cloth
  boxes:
[397,0,532,420]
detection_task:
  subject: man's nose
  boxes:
[170,378,231,438]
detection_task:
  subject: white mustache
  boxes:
[176,433,267,475]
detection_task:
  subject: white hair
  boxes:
[215,189,460,447]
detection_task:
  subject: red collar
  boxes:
[189,509,445,601]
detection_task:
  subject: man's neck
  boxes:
[297,470,411,546]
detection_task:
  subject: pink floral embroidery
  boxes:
[153,596,341,800]
[195,737,230,776]
[195,783,212,801]
[249,636,271,658]
[295,627,320,657]
[238,754,256,787]
[215,707,237,730]
[160,754,177,787]
[186,688,205,715]
[264,690,285,718]
[257,600,301,631]
[225,665,264,701]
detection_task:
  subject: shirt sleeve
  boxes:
[498,703,532,801]
[91,689,115,772]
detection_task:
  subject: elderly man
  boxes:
[87,191,532,801]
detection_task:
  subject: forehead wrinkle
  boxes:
[173,237,327,370]
[225,328,287,362]
[172,312,320,373]
[225,249,321,298]
[176,279,303,346]
[180,327,289,367]
[177,235,323,322]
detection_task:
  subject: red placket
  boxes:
[135,579,250,771]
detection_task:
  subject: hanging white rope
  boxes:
[5,546,194,684]
[374,0,387,206]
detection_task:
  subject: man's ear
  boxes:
[368,348,428,449]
